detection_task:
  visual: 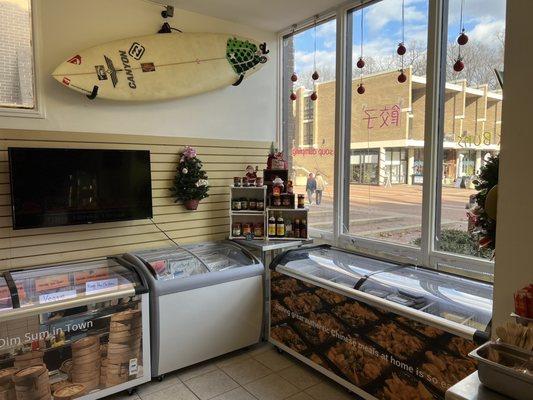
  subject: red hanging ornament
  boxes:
[356,57,365,69]
[290,92,297,101]
[357,84,365,95]
[457,31,469,46]
[398,70,407,83]
[310,91,318,101]
[397,43,407,56]
[290,73,298,82]
[312,71,319,81]
[453,58,464,72]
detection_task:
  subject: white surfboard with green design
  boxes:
[51,32,269,101]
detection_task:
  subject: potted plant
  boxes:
[170,146,209,210]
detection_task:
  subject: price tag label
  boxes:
[86,278,118,294]
[39,290,77,304]
[129,358,138,376]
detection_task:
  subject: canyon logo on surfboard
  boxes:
[52,32,269,101]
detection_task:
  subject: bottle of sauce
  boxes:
[300,219,307,238]
[285,219,292,237]
[276,214,285,237]
[293,219,300,238]
[268,215,276,237]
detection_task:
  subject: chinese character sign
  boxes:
[363,104,401,130]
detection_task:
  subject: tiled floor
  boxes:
[109,343,358,400]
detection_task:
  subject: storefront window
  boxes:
[435,0,505,261]
[345,0,428,246]
[282,18,337,233]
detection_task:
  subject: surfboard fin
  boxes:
[233,75,245,86]
[87,86,99,100]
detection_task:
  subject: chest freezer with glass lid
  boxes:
[0,259,150,400]
[269,244,492,400]
[117,240,264,379]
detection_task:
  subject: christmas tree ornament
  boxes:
[457,30,469,46]
[290,92,297,101]
[356,57,365,69]
[290,73,298,82]
[397,70,407,83]
[310,91,318,101]
[397,43,406,56]
[357,84,365,94]
[453,58,464,72]
[312,71,319,81]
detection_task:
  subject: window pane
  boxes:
[436,0,505,260]
[0,0,34,109]
[283,19,337,232]
[346,0,428,246]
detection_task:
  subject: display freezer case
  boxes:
[0,259,150,400]
[269,245,492,400]
[117,240,264,379]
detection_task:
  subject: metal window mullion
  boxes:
[421,0,448,268]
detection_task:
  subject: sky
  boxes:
[290,0,506,77]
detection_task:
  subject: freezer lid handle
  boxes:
[268,244,332,271]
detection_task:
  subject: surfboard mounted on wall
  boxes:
[51,32,269,101]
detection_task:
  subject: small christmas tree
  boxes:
[170,146,209,210]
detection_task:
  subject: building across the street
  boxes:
[289,68,502,187]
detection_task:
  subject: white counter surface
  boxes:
[446,372,511,400]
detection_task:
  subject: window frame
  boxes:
[0,0,45,119]
[278,0,496,279]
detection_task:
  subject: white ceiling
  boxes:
[166,0,346,32]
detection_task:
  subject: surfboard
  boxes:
[51,32,269,101]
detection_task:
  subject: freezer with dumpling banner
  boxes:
[0,258,150,400]
[117,240,264,379]
[269,245,493,400]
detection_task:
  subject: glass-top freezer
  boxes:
[272,246,402,289]
[130,246,208,281]
[359,266,493,331]
[10,259,143,308]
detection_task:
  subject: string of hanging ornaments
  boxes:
[356,2,366,94]
[290,25,298,101]
[397,0,407,83]
[454,0,469,72]
[310,16,319,101]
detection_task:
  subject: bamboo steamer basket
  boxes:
[52,384,86,400]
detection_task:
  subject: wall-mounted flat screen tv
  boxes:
[9,148,152,229]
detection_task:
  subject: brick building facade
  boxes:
[0,0,34,108]
[290,68,502,187]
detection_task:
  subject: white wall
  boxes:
[493,1,533,329]
[0,0,277,141]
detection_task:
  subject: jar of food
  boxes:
[297,194,305,208]
[254,224,264,237]
[233,177,242,187]
[232,199,242,210]
[287,180,294,194]
[272,176,284,196]
[241,198,249,210]
[232,223,242,237]
[249,200,257,210]
[242,223,252,235]
[272,196,282,207]
[255,177,263,187]
[282,195,291,207]
[242,176,249,187]
[257,201,264,211]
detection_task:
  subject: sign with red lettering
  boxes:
[363,104,401,130]
[292,148,334,157]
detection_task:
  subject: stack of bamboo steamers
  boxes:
[71,336,101,391]
[11,364,51,400]
[105,309,142,387]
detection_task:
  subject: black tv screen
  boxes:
[9,148,153,229]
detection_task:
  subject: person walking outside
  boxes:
[306,173,316,205]
[315,172,327,206]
